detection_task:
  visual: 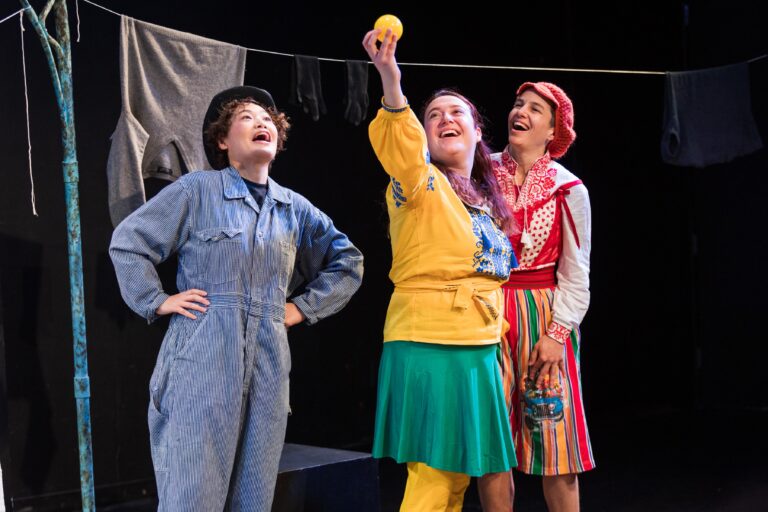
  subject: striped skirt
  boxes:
[501,286,595,475]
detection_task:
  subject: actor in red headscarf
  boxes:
[493,82,595,512]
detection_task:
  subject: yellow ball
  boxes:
[374,14,403,42]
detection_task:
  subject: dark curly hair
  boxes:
[204,98,291,169]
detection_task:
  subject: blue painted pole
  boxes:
[19,1,95,510]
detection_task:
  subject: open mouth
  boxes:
[252,132,272,142]
[512,122,529,131]
[439,129,460,138]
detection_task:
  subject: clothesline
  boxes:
[80,0,675,76]
[0,7,29,25]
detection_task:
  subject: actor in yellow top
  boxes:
[365,27,518,512]
[371,105,517,346]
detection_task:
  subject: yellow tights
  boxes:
[400,462,471,512]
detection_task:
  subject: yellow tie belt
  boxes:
[394,280,501,325]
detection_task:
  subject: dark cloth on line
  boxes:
[344,60,369,126]
[661,62,763,167]
[291,55,327,121]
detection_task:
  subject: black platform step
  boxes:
[273,443,379,512]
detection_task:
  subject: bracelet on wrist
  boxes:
[381,96,408,113]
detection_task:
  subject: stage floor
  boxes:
[380,407,768,512]
[13,407,767,511]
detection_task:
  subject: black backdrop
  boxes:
[0,0,766,505]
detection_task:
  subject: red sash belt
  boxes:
[503,267,556,289]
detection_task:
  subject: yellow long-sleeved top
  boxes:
[369,107,517,345]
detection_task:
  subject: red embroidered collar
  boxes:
[494,149,556,211]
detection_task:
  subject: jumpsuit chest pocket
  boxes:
[193,227,244,284]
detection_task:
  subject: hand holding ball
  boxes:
[374,15,403,42]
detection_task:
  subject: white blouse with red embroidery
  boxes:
[492,150,591,344]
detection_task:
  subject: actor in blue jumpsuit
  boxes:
[109,86,363,511]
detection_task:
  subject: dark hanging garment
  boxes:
[661,62,763,167]
[344,60,369,126]
[291,55,327,121]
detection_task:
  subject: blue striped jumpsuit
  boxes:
[109,166,364,511]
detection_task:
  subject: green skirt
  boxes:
[373,341,517,476]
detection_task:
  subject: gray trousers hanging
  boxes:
[106,16,246,226]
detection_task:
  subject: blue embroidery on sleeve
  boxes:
[391,177,407,208]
